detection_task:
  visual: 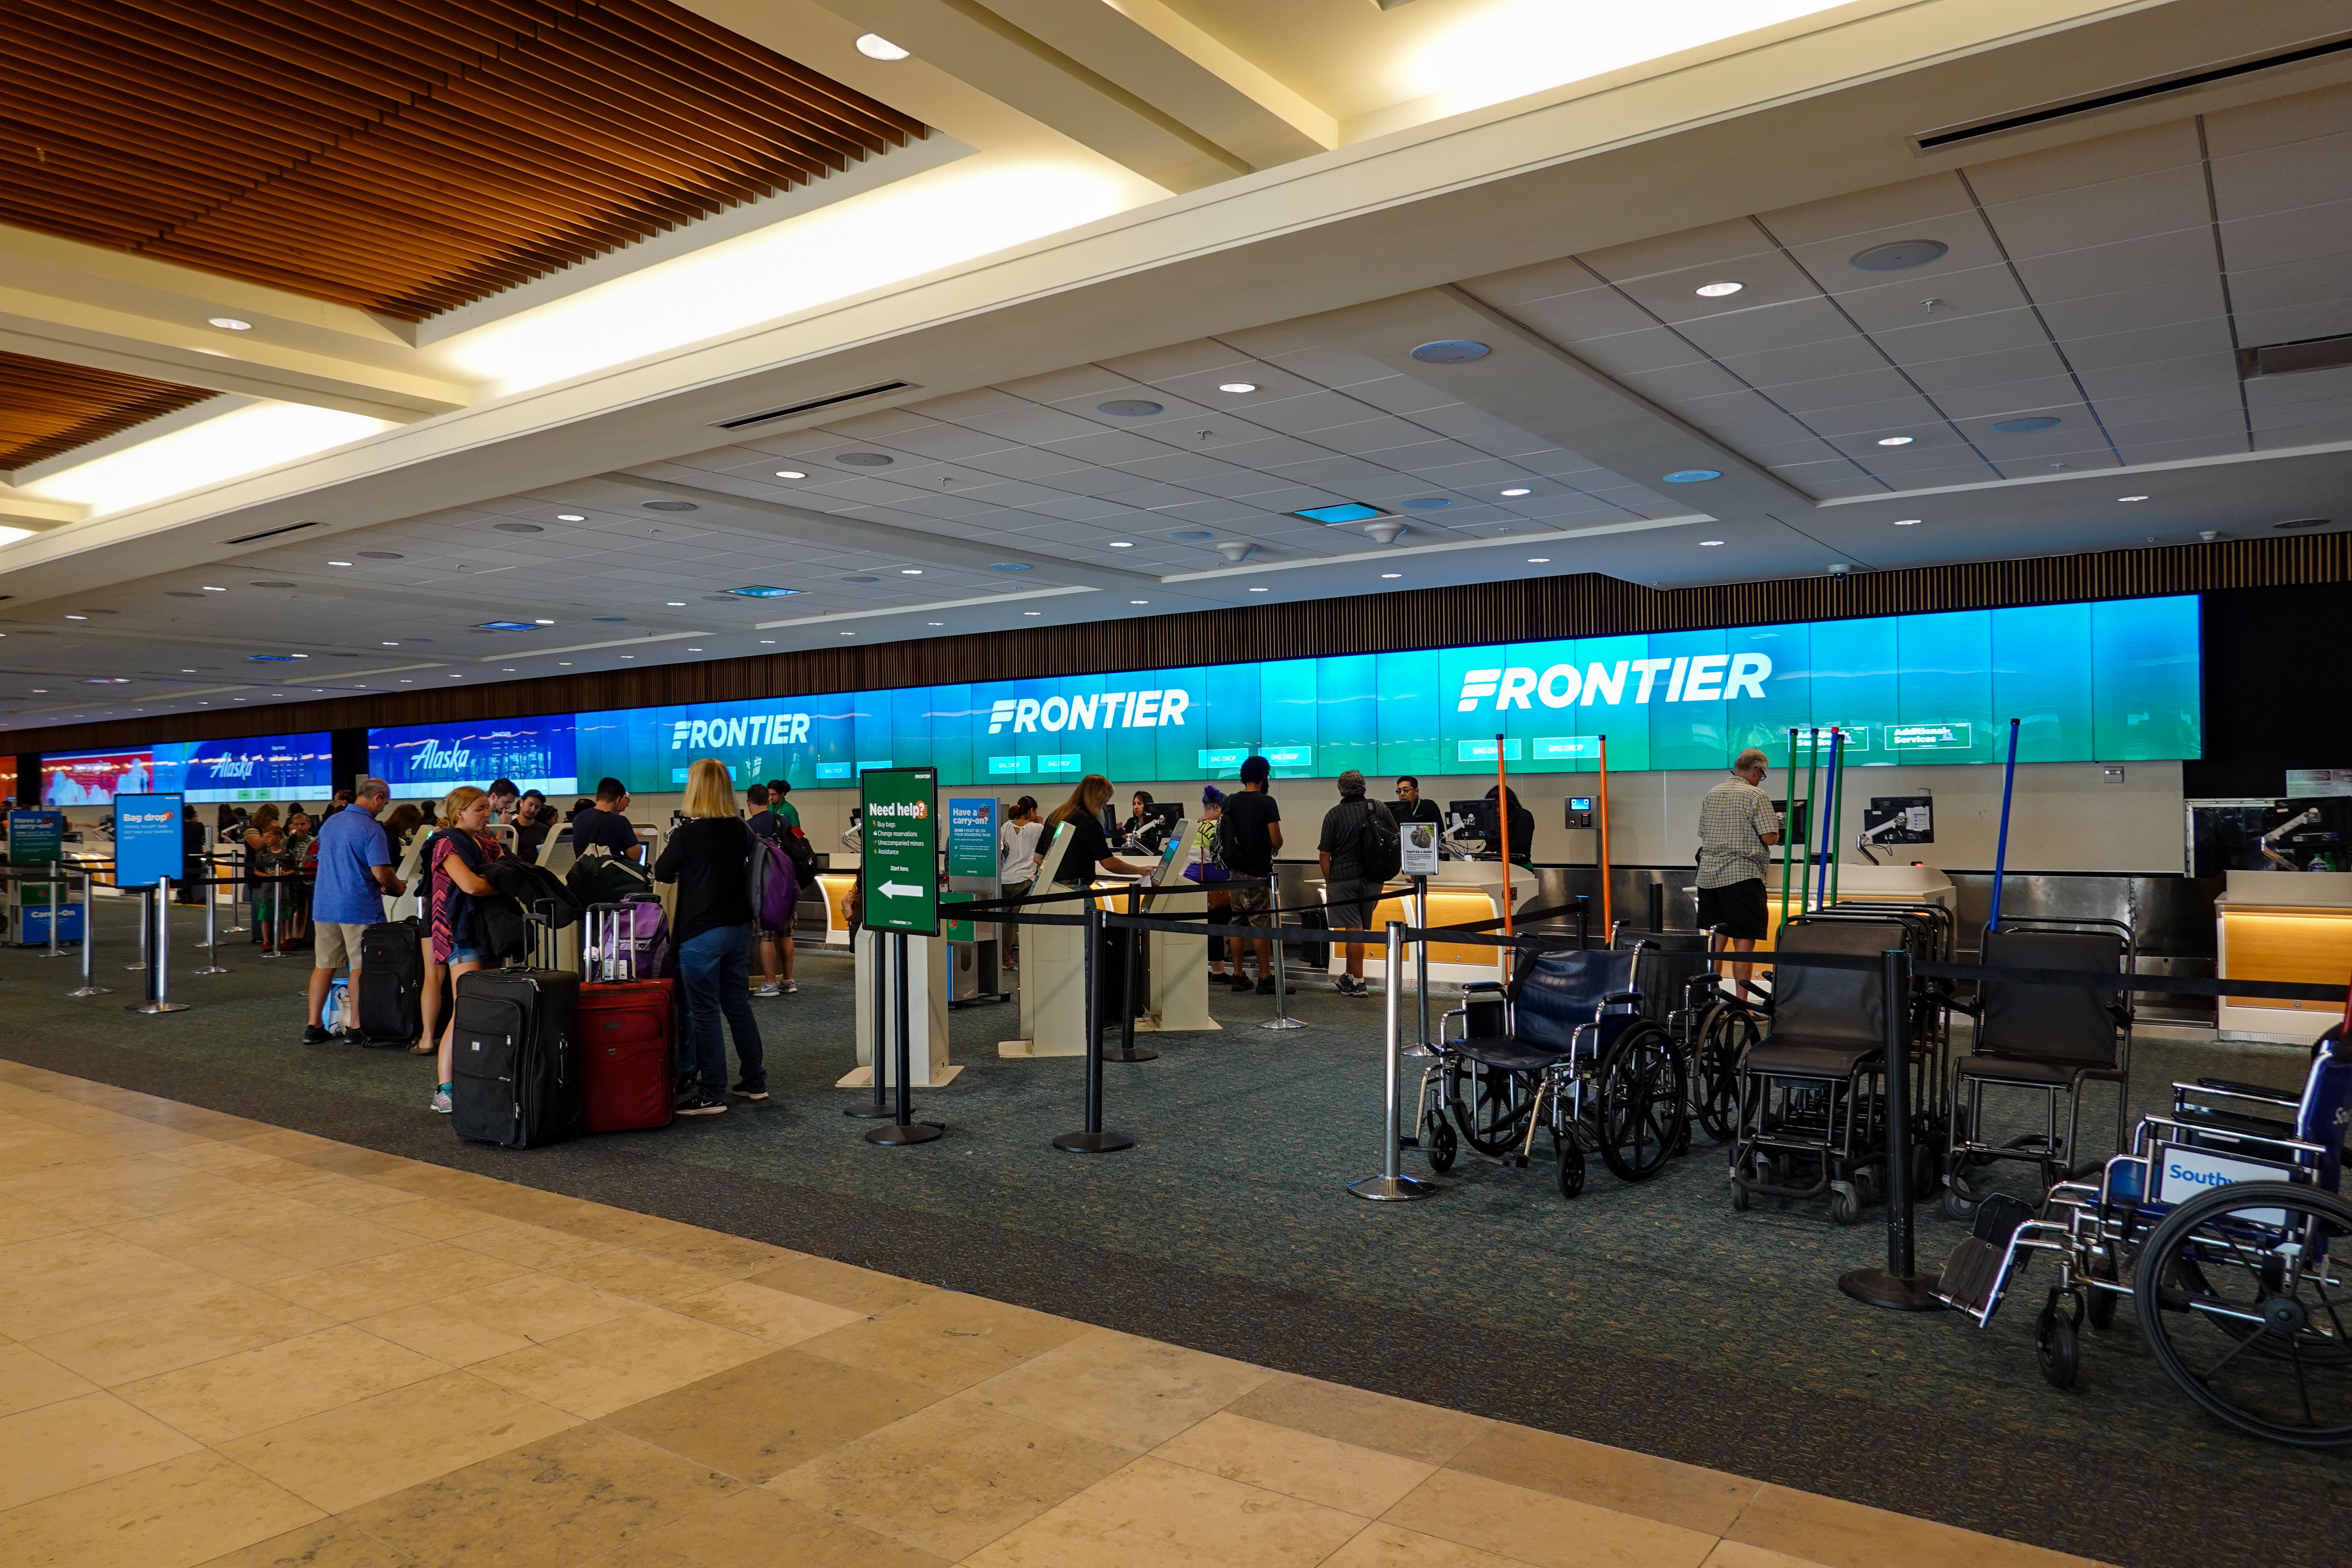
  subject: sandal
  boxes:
[409,1041,436,1055]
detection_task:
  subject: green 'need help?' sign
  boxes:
[860,767,938,937]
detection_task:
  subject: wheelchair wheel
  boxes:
[1828,1180,1861,1226]
[1446,1057,1536,1158]
[1691,1004,1755,1143]
[2035,1290,2081,1389]
[1596,1023,1686,1183]
[1555,1132,1585,1199]
[1422,1108,1457,1175]
[2134,1182,2352,1448]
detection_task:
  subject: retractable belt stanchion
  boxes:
[68,867,108,998]
[190,874,230,976]
[129,877,150,972]
[127,877,190,1015]
[1349,922,1436,1202]
[867,930,943,1145]
[1054,892,1133,1152]
[225,847,248,934]
[846,922,892,1119]
[37,865,67,959]
[1839,945,1939,1311]
[1259,879,1306,1031]
[1406,874,1433,1058]
[1103,884,1157,1063]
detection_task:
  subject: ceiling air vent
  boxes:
[1915,34,2352,150]
[714,382,914,431]
[222,520,323,545]
[2238,334,2352,379]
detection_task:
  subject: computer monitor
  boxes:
[1445,799,1498,859]
[1126,801,1184,853]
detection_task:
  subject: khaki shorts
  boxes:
[313,922,368,971]
[1227,882,1274,928]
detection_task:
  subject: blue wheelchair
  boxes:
[1936,1025,2352,1447]
[1417,946,1686,1197]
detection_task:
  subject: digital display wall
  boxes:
[370,717,576,798]
[568,596,2200,790]
[42,735,333,807]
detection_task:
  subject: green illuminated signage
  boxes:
[860,768,937,937]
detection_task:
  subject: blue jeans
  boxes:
[680,923,765,1099]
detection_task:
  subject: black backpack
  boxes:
[1356,799,1402,882]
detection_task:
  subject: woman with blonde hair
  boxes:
[425,786,505,1113]
[653,758,766,1115]
[1042,775,1154,1030]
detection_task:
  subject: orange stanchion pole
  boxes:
[1495,734,1514,983]
[1597,735,1614,938]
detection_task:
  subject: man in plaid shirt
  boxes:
[1696,747,1782,990]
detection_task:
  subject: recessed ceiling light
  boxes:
[202,585,226,591]
[687,647,701,652]
[1499,487,1531,498]
[30,689,46,694]
[533,618,554,625]
[990,562,1033,571]
[448,674,462,679]
[1699,540,1724,547]
[839,632,854,637]
[1249,586,1268,593]
[208,316,253,331]
[1107,541,1134,548]
[327,559,354,566]
[666,600,686,606]
[1662,469,1722,484]
[1380,573,1402,579]
[64,613,86,620]
[1294,503,1385,524]
[1876,436,1915,447]
[1218,382,1258,394]
[1023,611,1042,616]
[1893,518,1920,527]
[2118,495,2150,502]
[926,622,943,627]
[1410,340,1489,363]
[644,499,698,511]
[836,452,893,467]
[841,576,879,584]
[383,640,398,646]
[774,470,807,480]
[1130,599,1150,604]
[502,667,517,672]
[556,513,586,521]
[357,550,402,559]
[1694,281,1743,297]
[1526,557,1550,563]
[558,661,573,666]
[855,31,908,59]
[621,655,635,659]
[900,568,922,575]
[1098,399,1163,417]
[180,668,195,673]
[494,521,543,534]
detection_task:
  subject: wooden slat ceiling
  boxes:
[0,0,930,321]
[0,349,216,471]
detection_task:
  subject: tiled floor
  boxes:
[0,1060,2111,1568]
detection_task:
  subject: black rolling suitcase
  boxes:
[355,918,425,1047]
[450,966,582,1148]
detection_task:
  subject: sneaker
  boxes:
[730,1082,770,1102]
[781,980,798,995]
[1256,975,1277,995]
[751,983,782,998]
[676,1096,728,1116]
[1338,976,1371,998]
[300,1024,332,1044]
[1230,974,1256,993]
[430,1087,453,1114]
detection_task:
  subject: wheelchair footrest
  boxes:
[1937,1237,2005,1315]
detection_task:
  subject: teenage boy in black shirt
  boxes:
[570,777,642,863]
[1217,756,1283,993]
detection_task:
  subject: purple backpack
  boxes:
[748,829,797,931]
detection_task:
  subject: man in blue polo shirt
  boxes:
[306,778,404,1043]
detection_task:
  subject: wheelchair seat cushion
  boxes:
[1455,1035,1570,1072]
[1507,948,1638,1055]
[1955,1053,2121,1087]
[1748,1032,1881,1079]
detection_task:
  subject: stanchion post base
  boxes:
[843,1102,896,1119]
[187,965,232,977]
[866,1121,944,1146]
[1102,1046,1158,1062]
[67,986,112,998]
[1837,1267,1946,1312]
[126,1001,191,1015]
[1347,1174,1437,1202]
[1258,1015,1308,1031]
[1051,1129,1135,1153]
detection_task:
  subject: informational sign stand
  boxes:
[844,930,956,1088]
[5,810,78,950]
[1138,819,1217,1034]
[943,796,1004,1006]
[999,822,1087,1058]
[852,768,944,1144]
[1400,821,1440,1054]
[113,794,190,1015]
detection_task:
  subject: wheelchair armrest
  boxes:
[2193,1077,2297,1106]
[1461,981,1507,997]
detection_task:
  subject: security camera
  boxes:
[2198,530,2223,542]
[1826,562,1851,577]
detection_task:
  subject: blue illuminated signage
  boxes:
[113,793,185,890]
[370,718,575,797]
[153,733,332,802]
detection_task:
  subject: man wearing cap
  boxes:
[1318,769,1383,998]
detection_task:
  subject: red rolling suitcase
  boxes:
[576,979,676,1133]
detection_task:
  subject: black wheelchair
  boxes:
[1944,919,2133,1216]
[1937,1026,2352,1447]
[1727,913,1948,1224]
[1416,945,1686,1197]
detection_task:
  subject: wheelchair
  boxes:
[1416,944,1687,1197]
[1612,924,1730,1154]
[1727,914,1946,1224]
[1936,1026,2352,1447]
[1943,919,2134,1216]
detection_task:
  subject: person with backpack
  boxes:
[1317,769,1398,998]
[653,758,768,1114]
[425,787,508,1113]
[1219,756,1283,994]
[1185,786,1233,978]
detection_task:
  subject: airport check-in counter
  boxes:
[1759,862,1956,947]
[2214,869,2352,1042]
[1301,860,1544,986]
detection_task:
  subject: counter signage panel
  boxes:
[369,718,576,797]
[8,810,63,865]
[152,733,332,802]
[113,793,184,890]
[41,750,153,807]
[945,798,998,880]
[576,595,2199,787]
[860,768,938,937]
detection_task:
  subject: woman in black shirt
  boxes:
[653,759,766,1115]
[1044,775,1155,1025]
